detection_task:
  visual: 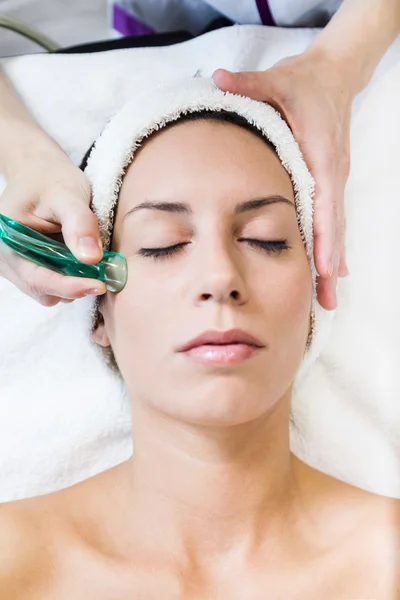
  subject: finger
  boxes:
[316,272,338,311]
[312,156,341,307]
[50,190,103,265]
[36,294,63,308]
[338,246,349,278]
[26,266,107,300]
[213,69,273,102]
[37,295,86,307]
[337,215,349,278]
[7,256,107,300]
[310,150,343,279]
[313,192,336,279]
[331,173,349,280]
[31,293,90,308]
[332,204,345,278]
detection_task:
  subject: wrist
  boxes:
[305,0,400,98]
[0,120,63,179]
[303,43,367,97]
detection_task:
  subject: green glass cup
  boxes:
[0,213,127,293]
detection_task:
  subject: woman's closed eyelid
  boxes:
[128,223,291,246]
[124,214,294,253]
[123,222,191,245]
[137,238,291,261]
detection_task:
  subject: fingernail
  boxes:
[84,288,104,296]
[328,259,334,277]
[77,237,101,258]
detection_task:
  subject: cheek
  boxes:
[110,285,157,347]
[257,260,312,346]
[105,264,182,362]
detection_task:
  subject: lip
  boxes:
[177,329,265,365]
[178,329,264,352]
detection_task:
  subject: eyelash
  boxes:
[138,239,290,260]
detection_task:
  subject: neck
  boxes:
[118,395,308,569]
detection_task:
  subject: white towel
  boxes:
[83,76,333,382]
[0,25,399,501]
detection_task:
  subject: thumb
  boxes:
[213,69,273,102]
[53,193,103,263]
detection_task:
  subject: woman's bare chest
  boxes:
[41,553,396,600]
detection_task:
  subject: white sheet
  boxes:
[0,25,399,501]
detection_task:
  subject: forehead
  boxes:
[118,120,294,209]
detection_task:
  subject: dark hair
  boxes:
[152,109,277,150]
[79,109,276,172]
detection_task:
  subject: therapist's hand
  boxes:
[0,146,106,306]
[213,50,352,310]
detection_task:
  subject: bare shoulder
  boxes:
[338,479,400,542]
[298,459,400,534]
[0,497,53,598]
[360,489,400,557]
[357,490,400,597]
[0,477,97,598]
[318,468,400,546]
[295,459,400,596]
[322,472,400,595]
[0,465,127,598]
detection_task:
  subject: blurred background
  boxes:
[0,0,110,57]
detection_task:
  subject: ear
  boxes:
[91,307,112,348]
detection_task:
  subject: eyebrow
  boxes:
[122,195,294,221]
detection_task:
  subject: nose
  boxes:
[194,243,248,306]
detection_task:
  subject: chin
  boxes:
[156,377,278,427]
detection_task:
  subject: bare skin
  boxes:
[0,458,399,599]
[1,120,398,600]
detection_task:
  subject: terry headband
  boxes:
[83,77,333,382]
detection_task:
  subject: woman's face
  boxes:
[93,119,312,426]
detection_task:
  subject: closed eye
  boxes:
[239,239,290,253]
[138,242,188,259]
[138,239,290,260]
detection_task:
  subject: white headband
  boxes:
[84,77,333,382]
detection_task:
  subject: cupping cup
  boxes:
[0,213,127,293]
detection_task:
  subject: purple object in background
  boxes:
[112,2,155,37]
[111,0,276,39]
[255,0,275,26]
